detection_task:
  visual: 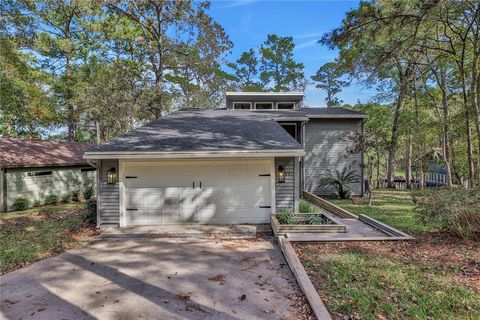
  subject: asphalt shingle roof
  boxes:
[0,138,92,168]
[300,107,367,117]
[91,109,304,153]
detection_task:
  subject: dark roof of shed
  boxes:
[0,137,92,168]
[90,109,304,153]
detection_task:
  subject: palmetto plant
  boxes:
[318,168,360,199]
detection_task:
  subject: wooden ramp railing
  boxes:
[303,191,358,219]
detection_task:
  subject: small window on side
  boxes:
[81,168,96,172]
[27,171,53,177]
[277,102,295,109]
[254,102,273,110]
[233,102,251,110]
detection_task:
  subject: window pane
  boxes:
[28,171,53,177]
[255,103,273,109]
[233,102,251,109]
[277,102,294,109]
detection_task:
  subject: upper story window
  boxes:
[277,102,295,110]
[254,102,273,110]
[233,102,252,110]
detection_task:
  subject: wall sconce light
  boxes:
[278,165,285,183]
[107,167,117,184]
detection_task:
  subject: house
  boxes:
[0,138,96,211]
[84,92,366,227]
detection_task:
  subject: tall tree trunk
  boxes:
[376,150,381,189]
[473,19,480,180]
[387,81,407,188]
[460,64,476,187]
[405,130,412,189]
[440,69,453,188]
[418,159,425,190]
[65,52,75,141]
[472,59,480,176]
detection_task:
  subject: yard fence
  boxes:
[374,172,451,191]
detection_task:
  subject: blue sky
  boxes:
[209,0,378,107]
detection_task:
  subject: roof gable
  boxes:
[89,109,303,154]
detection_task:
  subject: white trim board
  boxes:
[84,149,306,160]
[226,92,304,97]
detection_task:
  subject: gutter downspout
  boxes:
[86,159,97,168]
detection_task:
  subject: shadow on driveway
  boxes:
[1,237,306,319]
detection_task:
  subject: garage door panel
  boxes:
[127,179,194,189]
[144,193,164,207]
[203,191,266,208]
[123,160,271,225]
[126,209,144,223]
[125,193,144,208]
[197,208,267,224]
[146,209,163,221]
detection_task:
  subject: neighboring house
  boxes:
[0,138,96,211]
[84,92,366,227]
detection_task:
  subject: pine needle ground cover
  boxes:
[1,204,99,274]
[293,190,480,319]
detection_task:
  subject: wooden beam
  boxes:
[303,191,358,219]
[278,236,333,320]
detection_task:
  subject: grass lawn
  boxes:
[294,190,480,320]
[329,189,431,234]
[0,203,99,274]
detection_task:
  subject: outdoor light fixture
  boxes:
[107,167,117,184]
[278,165,286,183]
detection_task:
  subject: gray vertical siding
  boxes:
[275,157,295,212]
[98,159,120,225]
[4,166,95,211]
[304,119,363,196]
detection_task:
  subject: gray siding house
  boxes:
[84,92,365,227]
[1,138,96,211]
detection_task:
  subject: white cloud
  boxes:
[293,32,323,39]
[218,0,257,9]
[295,39,319,50]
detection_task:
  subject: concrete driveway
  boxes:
[0,236,307,319]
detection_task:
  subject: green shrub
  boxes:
[318,168,359,199]
[305,214,330,225]
[44,194,59,205]
[83,185,95,200]
[61,193,72,203]
[413,187,480,240]
[84,198,96,224]
[277,209,296,224]
[71,189,81,202]
[12,197,29,211]
[33,200,42,207]
[299,199,316,213]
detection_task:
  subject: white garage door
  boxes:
[123,160,272,225]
